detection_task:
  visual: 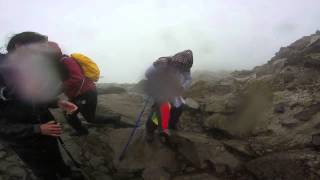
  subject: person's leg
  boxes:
[169,105,184,130]
[145,104,158,142]
[44,137,72,178]
[156,102,173,145]
[159,102,171,135]
[47,138,86,180]
[79,90,97,123]
[66,97,89,136]
[66,110,89,135]
[13,145,59,180]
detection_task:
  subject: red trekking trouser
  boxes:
[160,103,171,131]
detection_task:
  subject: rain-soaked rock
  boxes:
[143,167,171,180]
[205,101,226,113]
[221,140,256,159]
[203,114,229,131]
[294,102,320,121]
[0,150,6,159]
[108,128,179,173]
[97,85,127,95]
[274,103,286,113]
[311,133,320,146]
[107,128,242,178]
[97,93,147,124]
[185,98,200,110]
[280,118,300,128]
[173,173,220,180]
[7,166,26,179]
[170,132,242,170]
[246,150,320,180]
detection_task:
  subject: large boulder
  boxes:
[96,83,128,95]
[97,94,148,124]
[246,150,320,180]
[203,114,229,131]
[106,129,243,178]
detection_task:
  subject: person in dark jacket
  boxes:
[145,50,193,142]
[0,32,84,180]
[48,42,97,136]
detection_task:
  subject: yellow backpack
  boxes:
[70,53,100,82]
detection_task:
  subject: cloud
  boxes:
[0,0,320,82]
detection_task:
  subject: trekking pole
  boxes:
[118,97,150,161]
[57,137,82,168]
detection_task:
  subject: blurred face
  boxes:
[3,43,61,102]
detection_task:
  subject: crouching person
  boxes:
[145,50,193,143]
[48,42,99,136]
[0,32,84,180]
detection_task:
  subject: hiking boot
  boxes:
[159,131,170,145]
[162,129,171,136]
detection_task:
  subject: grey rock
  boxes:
[0,160,12,171]
[312,133,320,146]
[91,172,113,180]
[274,103,285,113]
[5,155,19,162]
[7,166,26,178]
[185,98,200,110]
[173,173,220,180]
[280,118,299,128]
[205,101,226,113]
[0,150,7,159]
[294,103,320,121]
[246,151,320,180]
[89,156,104,167]
[203,114,229,130]
[143,167,171,180]
[97,85,127,95]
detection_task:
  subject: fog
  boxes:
[1,0,320,83]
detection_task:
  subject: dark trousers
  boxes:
[66,90,97,133]
[146,104,184,134]
[12,137,70,180]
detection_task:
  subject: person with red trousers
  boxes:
[145,50,193,142]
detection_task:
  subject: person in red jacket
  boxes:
[48,42,97,136]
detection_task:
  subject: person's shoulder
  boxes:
[61,55,76,64]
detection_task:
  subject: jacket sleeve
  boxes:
[62,58,84,93]
[0,117,41,141]
[145,65,158,79]
[182,72,192,89]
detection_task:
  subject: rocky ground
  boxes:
[2,31,320,179]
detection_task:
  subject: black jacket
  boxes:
[0,99,55,147]
[0,53,57,146]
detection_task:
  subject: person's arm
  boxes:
[0,118,62,140]
[145,65,157,79]
[0,117,42,141]
[182,72,192,90]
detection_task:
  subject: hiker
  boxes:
[145,50,193,142]
[0,32,84,180]
[48,42,99,136]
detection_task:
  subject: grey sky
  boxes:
[1,0,320,83]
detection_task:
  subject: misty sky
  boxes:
[1,0,320,83]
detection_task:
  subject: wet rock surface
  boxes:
[2,31,320,179]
